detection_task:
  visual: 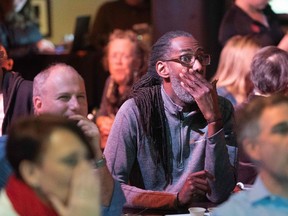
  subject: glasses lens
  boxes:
[179,54,193,65]
[197,54,210,66]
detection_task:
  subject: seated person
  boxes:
[104,30,238,209]
[0,0,55,58]
[0,43,33,189]
[212,35,261,106]
[0,63,126,215]
[236,46,288,185]
[213,95,288,215]
[96,29,148,149]
[219,0,288,51]
[0,43,33,135]
[0,114,101,216]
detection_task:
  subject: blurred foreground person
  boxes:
[213,95,288,216]
[0,115,101,216]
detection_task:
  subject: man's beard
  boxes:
[170,71,195,104]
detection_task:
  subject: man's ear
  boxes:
[242,139,261,162]
[33,96,42,115]
[156,61,170,79]
[19,160,41,188]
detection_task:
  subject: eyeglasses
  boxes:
[162,53,211,68]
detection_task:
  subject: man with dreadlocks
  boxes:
[104,30,237,209]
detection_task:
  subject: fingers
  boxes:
[69,115,100,139]
[187,170,215,195]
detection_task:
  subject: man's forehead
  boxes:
[170,36,202,54]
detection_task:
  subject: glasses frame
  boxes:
[162,53,211,68]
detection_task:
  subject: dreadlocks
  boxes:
[131,30,197,183]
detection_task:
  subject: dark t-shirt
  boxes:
[219,4,284,47]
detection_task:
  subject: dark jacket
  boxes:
[2,70,33,134]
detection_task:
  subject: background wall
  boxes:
[48,0,107,44]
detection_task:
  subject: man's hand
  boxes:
[179,68,222,122]
[178,170,215,207]
[69,114,101,157]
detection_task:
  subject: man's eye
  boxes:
[180,55,192,64]
[59,95,70,101]
[271,122,288,134]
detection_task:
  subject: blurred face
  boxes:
[163,36,206,104]
[35,128,90,203]
[107,38,138,86]
[251,103,288,183]
[34,70,88,117]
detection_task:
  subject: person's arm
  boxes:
[69,115,114,207]
[204,97,237,203]
[179,71,237,203]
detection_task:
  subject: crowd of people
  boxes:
[0,0,288,215]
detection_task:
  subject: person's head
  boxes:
[236,95,288,184]
[6,114,95,204]
[33,63,88,117]
[250,46,288,96]
[149,30,210,104]
[213,35,261,99]
[0,43,13,71]
[103,29,148,86]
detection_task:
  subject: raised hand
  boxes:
[179,68,222,123]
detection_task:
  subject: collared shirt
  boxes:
[212,176,288,216]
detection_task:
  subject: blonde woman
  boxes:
[212,35,261,106]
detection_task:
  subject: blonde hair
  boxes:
[213,35,261,101]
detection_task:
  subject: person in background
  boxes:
[212,35,261,106]
[0,114,101,216]
[104,30,237,209]
[89,0,151,49]
[32,63,125,215]
[0,43,33,190]
[0,43,33,135]
[95,29,148,149]
[219,0,288,51]
[236,45,288,185]
[0,0,55,58]
[212,95,288,216]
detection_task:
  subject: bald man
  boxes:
[32,63,125,216]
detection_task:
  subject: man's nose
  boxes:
[192,59,205,75]
[69,96,81,110]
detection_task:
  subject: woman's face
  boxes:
[107,38,139,86]
[35,128,90,204]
